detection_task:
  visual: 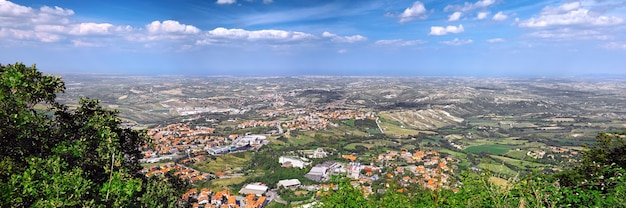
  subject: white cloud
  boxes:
[527,28,610,40]
[0,0,33,17]
[477,11,490,20]
[375,39,426,46]
[146,20,200,34]
[442,38,473,45]
[486,38,505,43]
[492,11,508,21]
[263,0,273,4]
[216,0,236,5]
[322,32,367,43]
[429,24,464,36]
[603,42,626,50]
[203,27,316,42]
[399,1,427,23]
[34,24,66,33]
[72,40,101,47]
[337,49,347,54]
[519,2,623,27]
[541,2,581,15]
[445,0,496,12]
[69,23,115,35]
[0,28,60,42]
[40,6,74,16]
[0,1,135,44]
[448,12,462,21]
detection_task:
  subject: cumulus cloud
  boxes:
[492,11,508,21]
[486,38,505,43]
[477,11,490,20]
[448,12,462,21]
[399,1,427,23]
[196,27,316,44]
[445,0,496,12]
[442,38,473,45]
[69,23,115,35]
[0,0,33,17]
[0,27,60,42]
[375,39,426,46]
[429,24,464,36]
[0,1,138,45]
[519,2,623,27]
[322,32,367,43]
[216,0,236,5]
[146,20,200,34]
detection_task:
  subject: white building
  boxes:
[239,183,269,196]
[277,179,301,189]
[305,166,329,182]
[309,148,328,159]
[279,156,310,169]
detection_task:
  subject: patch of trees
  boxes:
[318,131,626,207]
[0,63,187,207]
[240,149,313,189]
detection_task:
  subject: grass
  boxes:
[378,119,422,136]
[367,128,382,135]
[343,119,355,127]
[193,153,251,174]
[505,150,528,160]
[465,144,513,155]
[208,176,248,190]
[478,161,518,176]
[344,140,395,151]
[490,155,547,169]
[438,149,467,158]
[489,176,510,189]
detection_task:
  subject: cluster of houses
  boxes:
[141,162,213,184]
[378,150,455,190]
[277,148,458,194]
[183,188,268,208]
[144,124,266,160]
[238,109,376,132]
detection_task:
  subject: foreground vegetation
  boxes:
[319,131,626,207]
[0,63,187,207]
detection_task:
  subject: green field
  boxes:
[504,150,528,159]
[465,144,513,155]
[343,119,355,127]
[490,155,547,169]
[378,117,422,136]
[344,140,395,150]
[478,161,518,176]
[193,153,251,174]
[208,176,248,190]
[438,149,467,158]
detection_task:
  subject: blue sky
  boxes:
[1,0,625,76]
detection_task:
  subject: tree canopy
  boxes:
[0,63,186,207]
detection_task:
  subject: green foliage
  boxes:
[6,156,94,207]
[318,177,369,208]
[319,131,626,207]
[0,63,185,207]
[583,131,626,168]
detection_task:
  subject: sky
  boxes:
[1,0,625,76]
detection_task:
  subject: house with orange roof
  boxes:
[342,154,357,162]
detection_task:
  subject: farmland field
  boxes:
[465,144,513,155]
